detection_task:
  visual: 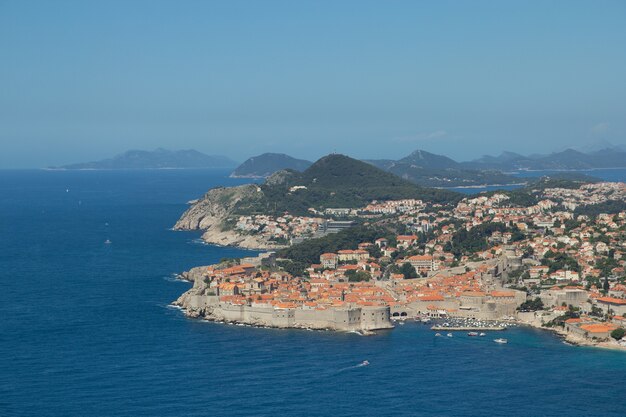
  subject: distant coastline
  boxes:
[43,167,231,171]
[438,182,526,190]
[508,166,626,173]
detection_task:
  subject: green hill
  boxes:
[233,154,461,215]
[367,149,522,187]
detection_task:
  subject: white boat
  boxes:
[494,338,508,344]
[447,333,453,338]
[104,239,112,244]
[479,333,486,337]
[360,360,370,366]
[435,333,442,337]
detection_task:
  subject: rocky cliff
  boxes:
[173,184,283,249]
[174,266,217,318]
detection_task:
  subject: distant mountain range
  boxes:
[366,150,519,187]
[52,146,626,184]
[229,149,522,187]
[230,153,312,178]
[229,146,626,188]
[51,149,238,170]
[463,147,626,171]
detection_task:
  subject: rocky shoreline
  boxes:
[198,228,283,250]
[517,318,626,352]
[173,184,285,250]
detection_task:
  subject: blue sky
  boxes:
[1,0,625,167]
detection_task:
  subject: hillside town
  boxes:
[176,181,626,348]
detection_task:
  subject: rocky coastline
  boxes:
[517,317,626,352]
[173,184,285,250]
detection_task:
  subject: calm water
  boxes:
[1,169,626,417]
[449,167,626,194]
[511,167,626,183]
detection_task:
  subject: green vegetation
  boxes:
[345,269,371,282]
[595,257,619,277]
[610,328,625,341]
[544,305,579,327]
[379,165,520,188]
[444,222,508,256]
[477,189,538,207]
[276,225,392,275]
[589,304,604,318]
[518,297,544,311]
[502,190,539,207]
[234,155,461,216]
[276,259,308,277]
[400,262,418,279]
[574,200,626,217]
[541,251,580,273]
[528,176,597,190]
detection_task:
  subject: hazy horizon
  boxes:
[1,1,625,168]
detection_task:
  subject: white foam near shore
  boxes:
[163,274,188,283]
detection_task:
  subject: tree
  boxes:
[590,305,604,318]
[345,269,371,282]
[400,262,418,279]
[518,297,544,312]
[603,276,610,293]
[610,328,625,341]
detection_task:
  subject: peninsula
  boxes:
[173,153,626,348]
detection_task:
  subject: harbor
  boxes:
[431,325,505,331]
[427,317,514,332]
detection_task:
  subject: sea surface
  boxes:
[1,169,626,417]
[449,167,626,194]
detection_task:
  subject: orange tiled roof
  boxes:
[597,297,626,305]
[580,323,618,333]
[491,291,515,297]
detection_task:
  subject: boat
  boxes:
[447,333,453,338]
[104,239,112,244]
[494,338,508,344]
[435,333,442,337]
[360,360,370,366]
[467,332,478,337]
[479,332,486,337]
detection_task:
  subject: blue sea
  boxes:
[1,169,626,417]
[449,168,626,194]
